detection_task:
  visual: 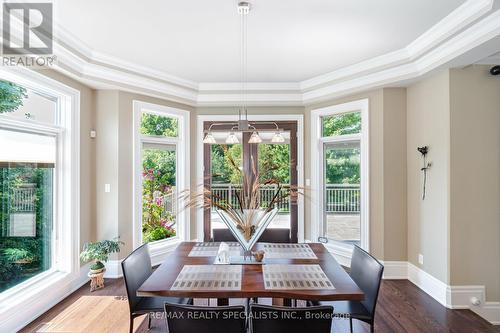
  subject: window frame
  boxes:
[310,99,369,265]
[0,67,80,326]
[132,101,190,260]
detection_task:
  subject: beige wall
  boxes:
[383,88,408,261]
[36,70,96,264]
[406,69,451,284]
[449,65,500,301]
[94,91,120,244]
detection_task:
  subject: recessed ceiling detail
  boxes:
[47,0,500,106]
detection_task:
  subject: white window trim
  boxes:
[132,101,190,257]
[310,99,369,261]
[196,114,305,243]
[0,67,80,332]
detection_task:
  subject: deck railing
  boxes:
[210,183,360,213]
[324,184,360,213]
[10,185,36,213]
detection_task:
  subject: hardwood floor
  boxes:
[21,278,499,333]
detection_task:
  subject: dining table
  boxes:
[137,241,364,303]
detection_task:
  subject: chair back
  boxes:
[165,303,246,333]
[120,243,153,311]
[250,304,333,333]
[212,228,291,243]
[349,245,384,316]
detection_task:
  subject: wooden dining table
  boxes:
[137,242,364,302]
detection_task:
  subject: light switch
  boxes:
[104,184,111,193]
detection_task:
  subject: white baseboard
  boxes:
[384,261,500,325]
[381,261,408,279]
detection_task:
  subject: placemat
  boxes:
[262,243,318,259]
[188,242,241,257]
[170,265,242,291]
[262,264,334,290]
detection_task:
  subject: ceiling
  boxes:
[55,0,468,83]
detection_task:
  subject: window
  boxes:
[0,71,79,312]
[0,130,55,293]
[311,100,369,256]
[133,102,189,250]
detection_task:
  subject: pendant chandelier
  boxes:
[203,2,285,145]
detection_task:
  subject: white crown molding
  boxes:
[47,0,499,106]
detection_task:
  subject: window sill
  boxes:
[323,241,354,267]
[0,269,75,313]
[148,237,183,266]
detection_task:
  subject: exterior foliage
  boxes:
[0,165,52,293]
[0,80,28,114]
[140,113,178,137]
[140,113,178,243]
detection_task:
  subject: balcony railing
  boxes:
[210,183,360,213]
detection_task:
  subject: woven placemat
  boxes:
[262,264,334,290]
[171,265,242,291]
[188,242,241,257]
[262,243,318,259]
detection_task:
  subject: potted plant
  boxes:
[80,239,123,274]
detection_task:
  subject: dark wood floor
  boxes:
[22,278,499,333]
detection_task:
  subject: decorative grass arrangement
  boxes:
[180,147,302,242]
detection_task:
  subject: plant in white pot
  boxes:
[80,239,123,274]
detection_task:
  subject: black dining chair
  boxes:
[212,227,292,306]
[165,303,247,333]
[310,245,384,333]
[212,228,291,243]
[250,304,333,333]
[121,243,192,333]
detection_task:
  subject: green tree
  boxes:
[140,113,178,137]
[323,112,361,136]
[0,80,28,114]
[258,144,290,183]
[325,148,360,184]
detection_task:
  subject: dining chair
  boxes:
[121,243,192,333]
[249,304,333,333]
[212,227,292,306]
[310,245,384,333]
[212,228,291,243]
[165,303,247,333]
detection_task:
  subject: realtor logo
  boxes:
[1,2,55,66]
[2,2,53,55]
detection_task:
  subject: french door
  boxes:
[203,121,298,242]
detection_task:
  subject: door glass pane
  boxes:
[210,139,242,231]
[141,143,177,243]
[140,112,178,137]
[258,133,291,229]
[0,130,55,293]
[0,80,57,125]
[323,141,361,245]
[322,111,361,137]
